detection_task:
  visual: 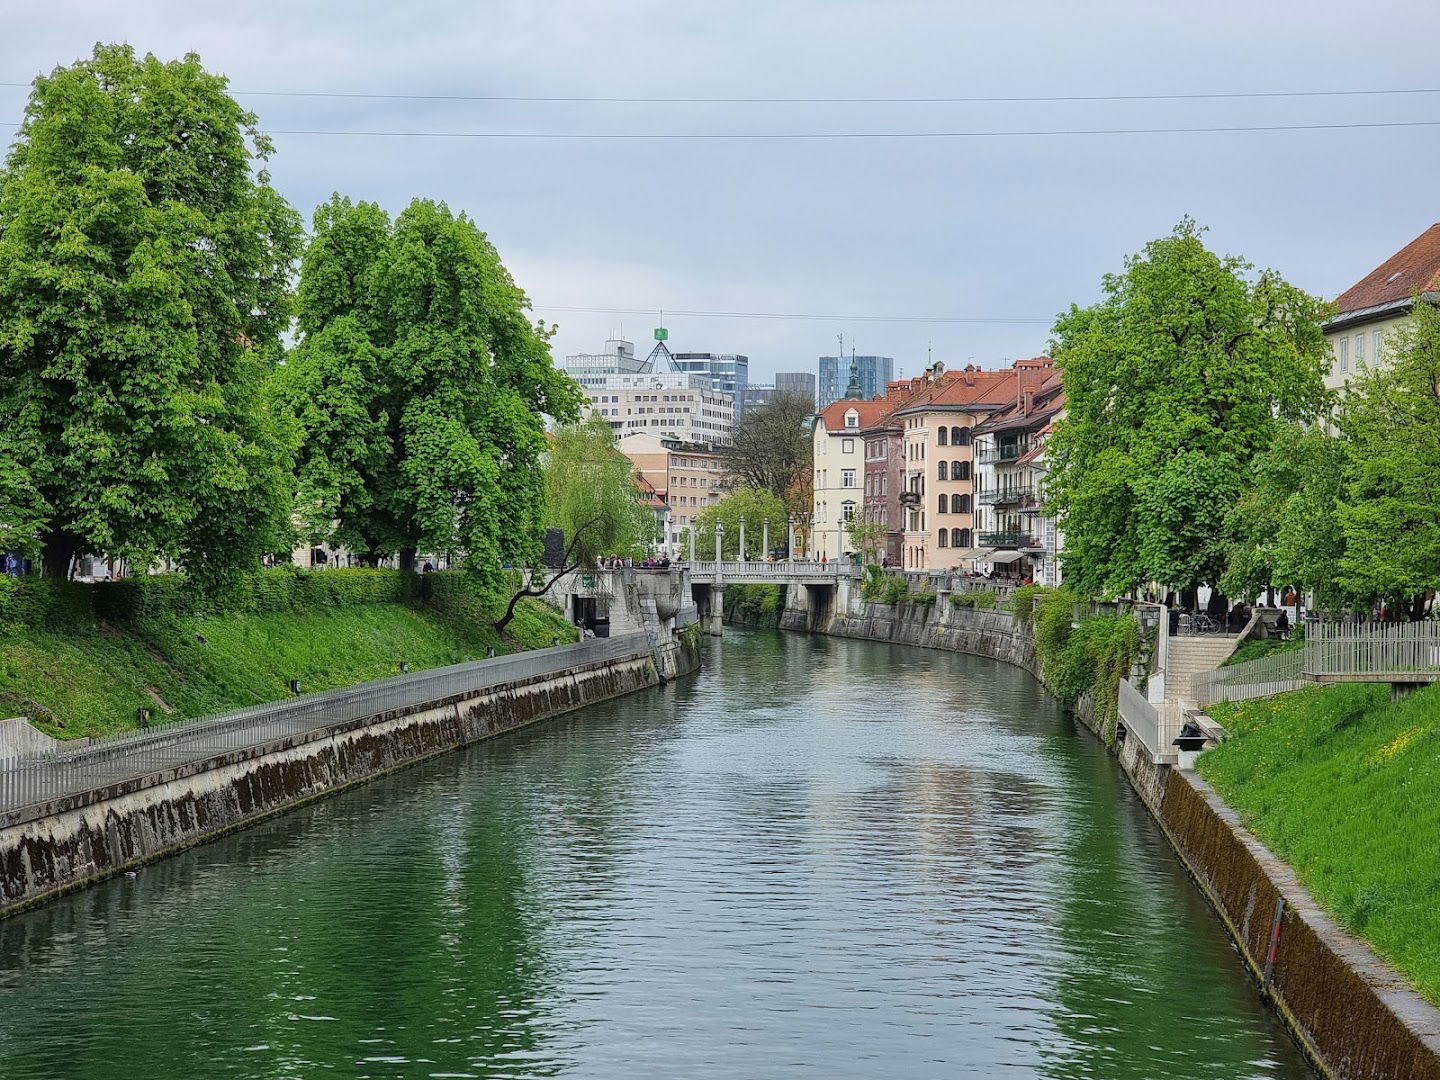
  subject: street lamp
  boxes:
[739,515,747,562]
[715,519,725,563]
[762,518,770,561]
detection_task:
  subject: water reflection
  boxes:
[0,630,1309,1078]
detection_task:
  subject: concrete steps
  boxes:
[1165,634,1242,704]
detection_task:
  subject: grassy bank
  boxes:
[1199,683,1440,1003]
[0,570,575,740]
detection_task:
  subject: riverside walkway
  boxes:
[0,635,649,819]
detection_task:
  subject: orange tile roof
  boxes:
[1334,223,1440,316]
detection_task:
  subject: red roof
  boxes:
[1334,223,1440,316]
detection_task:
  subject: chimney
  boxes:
[1023,387,1035,416]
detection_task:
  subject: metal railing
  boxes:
[976,444,1027,464]
[689,561,859,578]
[1190,645,1308,707]
[977,532,1041,549]
[0,635,650,817]
[1308,621,1440,675]
[976,487,1036,506]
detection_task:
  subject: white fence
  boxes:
[1190,646,1309,707]
[1308,621,1440,676]
[1118,677,1174,763]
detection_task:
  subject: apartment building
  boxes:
[617,432,726,556]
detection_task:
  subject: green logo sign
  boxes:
[654,327,668,341]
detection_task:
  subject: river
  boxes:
[0,630,1311,1078]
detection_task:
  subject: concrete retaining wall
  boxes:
[1,639,699,917]
[801,595,1440,1079]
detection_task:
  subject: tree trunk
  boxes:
[495,563,575,634]
[39,529,81,579]
[1408,592,1428,623]
[398,547,417,573]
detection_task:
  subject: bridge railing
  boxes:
[1307,621,1440,676]
[689,561,858,577]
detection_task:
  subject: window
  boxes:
[938,528,949,548]
[938,427,948,446]
[842,438,855,453]
[842,468,856,488]
[953,426,967,445]
[845,409,859,429]
[938,494,948,514]
[955,460,970,481]
[1337,337,1349,373]
[842,501,856,521]
[957,528,972,549]
[1374,329,1384,364]
[938,461,948,481]
[1355,333,1365,368]
[957,494,972,513]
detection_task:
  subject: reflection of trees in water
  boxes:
[1032,724,1310,1079]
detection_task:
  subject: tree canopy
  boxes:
[691,488,788,560]
[1333,300,1440,618]
[277,194,582,590]
[1045,219,1330,597]
[723,391,813,498]
[493,414,655,631]
[0,44,302,584]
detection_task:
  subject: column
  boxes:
[762,519,770,561]
[739,516,747,563]
[688,523,696,564]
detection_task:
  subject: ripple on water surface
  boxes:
[0,630,1311,1079]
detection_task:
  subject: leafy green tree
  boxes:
[1335,299,1440,619]
[1221,422,1350,605]
[494,414,654,632]
[0,44,302,584]
[691,488,788,560]
[845,518,887,564]
[1046,219,1330,597]
[278,195,582,589]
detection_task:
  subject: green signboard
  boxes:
[654,327,668,341]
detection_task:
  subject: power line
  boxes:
[533,306,1052,325]
[3,118,1434,140]
[4,80,1439,105]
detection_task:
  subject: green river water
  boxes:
[0,630,1312,1078]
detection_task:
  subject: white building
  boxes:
[564,338,735,446]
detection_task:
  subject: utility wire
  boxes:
[3,80,1439,105]
[534,306,1052,325]
[3,118,1435,139]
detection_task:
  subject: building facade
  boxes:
[775,370,817,406]
[971,363,1064,584]
[1323,222,1440,393]
[818,355,894,410]
[617,432,726,557]
[811,396,893,560]
[670,352,749,408]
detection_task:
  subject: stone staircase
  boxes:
[1166,633,1242,708]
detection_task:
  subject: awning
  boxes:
[968,548,994,559]
[949,547,982,559]
[987,550,1026,565]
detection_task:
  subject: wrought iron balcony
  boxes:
[978,531,1042,549]
[977,487,1035,506]
[975,443,1027,465]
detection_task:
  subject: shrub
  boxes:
[951,590,999,609]
[3,577,95,630]
[1008,584,1051,622]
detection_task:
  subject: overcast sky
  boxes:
[5,1,1440,383]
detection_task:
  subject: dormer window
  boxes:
[845,409,859,430]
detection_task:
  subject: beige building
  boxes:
[617,432,725,556]
[1324,222,1440,392]
[811,394,894,560]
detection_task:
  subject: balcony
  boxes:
[978,531,1043,550]
[976,443,1028,465]
[977,486,1036,507]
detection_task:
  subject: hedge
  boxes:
[3,567,452,630]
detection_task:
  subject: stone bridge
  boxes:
[545,562,861,637]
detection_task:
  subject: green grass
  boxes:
[1220,630,1307,667]
[1199,683,1440,1002]
[0,596,575,740]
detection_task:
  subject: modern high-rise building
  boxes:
[775,371,817,405]
[818,355,894,409]
[670,352,749,406]
[564,339,734,446]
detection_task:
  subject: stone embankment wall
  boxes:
[795,591,1440,1080]
[1,638,699,917]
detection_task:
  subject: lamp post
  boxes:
[739,515,747,563]
[715,520,725,563]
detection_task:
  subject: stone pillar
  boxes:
[715,523,724,563]
[707,584,726,636]
[688,524,695,564]
[739,517,747,563]
[788,519,797,559]
[762,519,770,561]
